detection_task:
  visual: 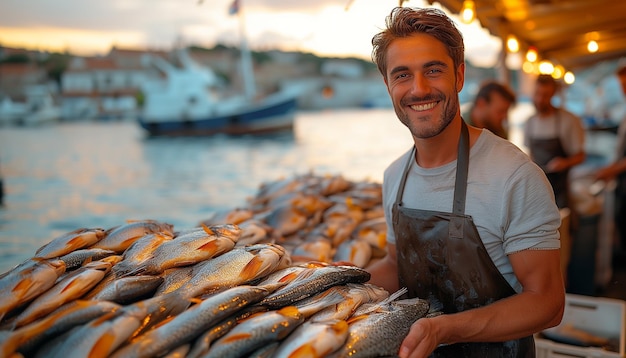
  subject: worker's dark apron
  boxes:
[393,121,535,357]
[528,112,569,209]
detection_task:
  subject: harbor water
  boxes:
[0,108,414,273]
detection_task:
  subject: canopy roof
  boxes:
[426,0,626,72]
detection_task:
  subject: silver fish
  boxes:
[203,305,305,358]
[1,300,121,357]
[234,219,273,247]
[14,260,111,327]
[176,243,290,299]
[59,248,117,270]
[186,305,268,358]
[135,224,240,275]
[34,228,106,259]
[110,285,277,358]
[87,275,164,304]
[332,238,373,268]
[310,283,389,322]
[259,264,371,308]
[273,319,349,358]
[0,258,66,321]
[112,232,173,276]
[330,297,432,358]
[91,220,174,253]
[43,301,149,358]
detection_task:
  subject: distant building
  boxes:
[60,47,168,120]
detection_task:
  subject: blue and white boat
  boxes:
[137,49,298,137]
[137,3,297,137]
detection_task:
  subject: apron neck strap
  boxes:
[394,119,470,215]
[453,120,469,215]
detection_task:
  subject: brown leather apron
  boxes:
[393,122,535,357]
[528,111,569,209]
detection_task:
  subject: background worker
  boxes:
[366,6,564,358]
[463,80,517,139]
[524,74,586,210]
[594,61,626,263]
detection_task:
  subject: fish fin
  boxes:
[89,332,116,358]
[239,256,266,281]
[60,278,82,293]
[222,332,252,343]
[201,223,216,236]
[357,287,408,316]
[427,296,444,314]
[277,306,301,319]
[197,239,219,255]
[346,314,369,325]
[12,277,34,295]
[289,344,318,358]
[332,319,349,333]
[278,271,300,283]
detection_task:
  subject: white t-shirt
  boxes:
[383,130,561,292]
[523,108,586,157]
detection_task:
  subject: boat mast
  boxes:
[236,1,257,100]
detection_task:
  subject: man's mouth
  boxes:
[409,101,438,112]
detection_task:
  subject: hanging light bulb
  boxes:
[460,0,476,24]
[564,71,575,85]
[539,60,554,75]
[506,34,519,53]
[526,47,538,63]
[587,40,599,53]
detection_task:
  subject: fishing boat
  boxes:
[137,2,298,137]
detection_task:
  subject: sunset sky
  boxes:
[0,0,501,66]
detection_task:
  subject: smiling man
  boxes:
[366,7,565,358]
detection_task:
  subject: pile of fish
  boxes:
[201,172,388,268]
[0,173,437,357]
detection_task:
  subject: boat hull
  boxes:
[138,96,298,137]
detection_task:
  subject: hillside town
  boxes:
[0,43,503,126]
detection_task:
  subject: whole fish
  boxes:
[235,219,273,247]
[87,275,164,304]
[0,300,121,357]
[34,228,107,259]
[13,260,111,327]
[292,285,350,319]
[329,297,432,358]
[259,264,371,308]
[176,243,291,299]
[310,283,389,322]
[203,306,305,358]
[59,248,117,270]
[352,216,387,251]
[291,238,333,263]
[186,305,268,358]
[91,220,174,253]
[260,204,309,238]
[41,301,149,358]
[332,238,372,268]
[273,319,349,358]
[112,232,173,276]
[110,285,278,358]
[0,258,66,321]
[135,224,240,275]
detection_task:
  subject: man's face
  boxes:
[532,82,556,114]
[383,33,464,139]
[478,92,512,129]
